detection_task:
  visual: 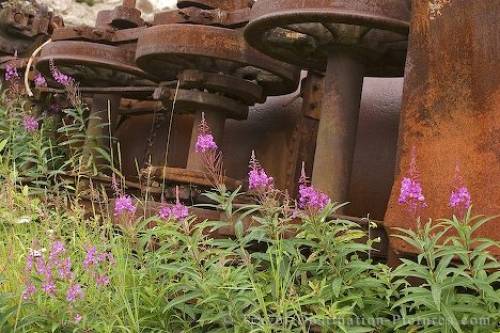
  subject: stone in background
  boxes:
[45,0,176,26]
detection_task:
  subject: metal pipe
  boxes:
[312,50,364,205]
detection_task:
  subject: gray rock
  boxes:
[45,0,175,26]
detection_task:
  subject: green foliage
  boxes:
[392,212,500,332]
[0,77,498,333]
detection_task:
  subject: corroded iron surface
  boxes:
[385,0,500,256]
[136,24,300,96]
[36,41,155,87]
[0,2,62,57]
[245,0,410,74]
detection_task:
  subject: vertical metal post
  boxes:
[312,50,364,205]
[82,94,121,173]
[186,110,225,172]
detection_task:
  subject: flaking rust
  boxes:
[385,0,500,258]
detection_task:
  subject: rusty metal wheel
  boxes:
[135,24,300,96]
[36,41,156,88]
[244,0,410,75]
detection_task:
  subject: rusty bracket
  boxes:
[0,7,61,38]
[301,72,324,120]
[96,5,145,30]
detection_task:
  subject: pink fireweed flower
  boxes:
[297,163,330,212]
[449,186,471,210]
[58,257,73,280]
[49,60,73,86]
[50,241,65,258]
[195,113,218,153]
[35,256,50,277]
[398,147,427,213]
[83,246,98,269]
[23,115,39,133]
[248,151,273,192]
[449,163,472,215]
[172,203,189,220]
[66,284,84,302]
[33,73,47,87]
[114,195,137,216]
[74,314,83,323]
[41,279,56,296]
[158,186,189,221]
[22,283,36,300]
[95,274,110,287]
[4,64,19,81]
[196,133,218,153]
[159,205,172,220]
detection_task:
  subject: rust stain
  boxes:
[386,0,500,256]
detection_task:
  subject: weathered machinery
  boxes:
[0,1,61,78]
[384,0,500,259]
[34,0,301,204]
[244,0,411,207]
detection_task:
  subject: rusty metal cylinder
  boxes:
[312,51,364,204]
[186,110,225,172]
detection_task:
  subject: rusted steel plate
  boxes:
[36,41,157,87]
[135,24,300,96]
[245,0,410,74]
[385,0,500,256]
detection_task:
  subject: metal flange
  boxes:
[135,24,300,96]
[244,0,410,75]
[36,41,156,87]
[178,69,265,105]
[154,87,249,120]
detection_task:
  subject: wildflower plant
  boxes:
[398,146,427,215]
[449,163,472,217]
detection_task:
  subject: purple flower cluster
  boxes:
[114,195,137,217]
[195,133,218,153]
[398,177,427,210]
[159,203,189,221]
[449,186,472,211]
[195,113,218,153]
[298,184,330,211]
[23,115,39,133]
[49,60,73,86]
[4,64,19,81]
[297,163,330,213]
[23,240,75,300]
[248,151,273,192]
[449,164,472,215]
[66,284,84,302]
[83,245,114,288]
[33,73,47,88]
[398,148,427,213]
